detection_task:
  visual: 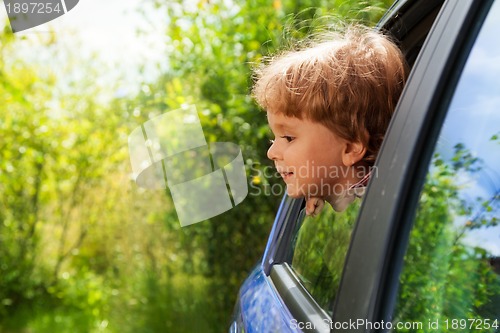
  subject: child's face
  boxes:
[267,111,353,200]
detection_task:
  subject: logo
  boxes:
[128,105,248,227]
[4,0,80,33]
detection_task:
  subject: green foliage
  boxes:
[0,26,132,331]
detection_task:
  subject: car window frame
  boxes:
[331,0,495,332]
[262,195,304,276]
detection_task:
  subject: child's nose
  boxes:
[267,141,281,161]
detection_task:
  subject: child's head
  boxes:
[254,26,407,166]
[253,26,407,202]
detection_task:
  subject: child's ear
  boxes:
[342,141,366,167]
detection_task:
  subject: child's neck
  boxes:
[325,165,370,211]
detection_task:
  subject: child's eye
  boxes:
[281,136,295,143]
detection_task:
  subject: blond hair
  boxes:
[253,26,408,165]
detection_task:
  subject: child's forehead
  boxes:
[266,111,308,130]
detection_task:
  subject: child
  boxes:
[253,26,407,216]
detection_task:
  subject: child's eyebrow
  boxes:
[266,113,298,132]
[274,122,296,132]
[269,122,287,132]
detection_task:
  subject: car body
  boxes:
[231,0,500,332]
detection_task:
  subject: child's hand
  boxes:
[305,197,325,217]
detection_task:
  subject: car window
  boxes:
[290,201,361,314]
[392,1,500,331]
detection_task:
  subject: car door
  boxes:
[332,0,499,332]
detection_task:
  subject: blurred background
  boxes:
[0,0,393,331]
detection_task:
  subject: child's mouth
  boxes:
[281,171,294,179]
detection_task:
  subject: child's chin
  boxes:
[285,183,308,198]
